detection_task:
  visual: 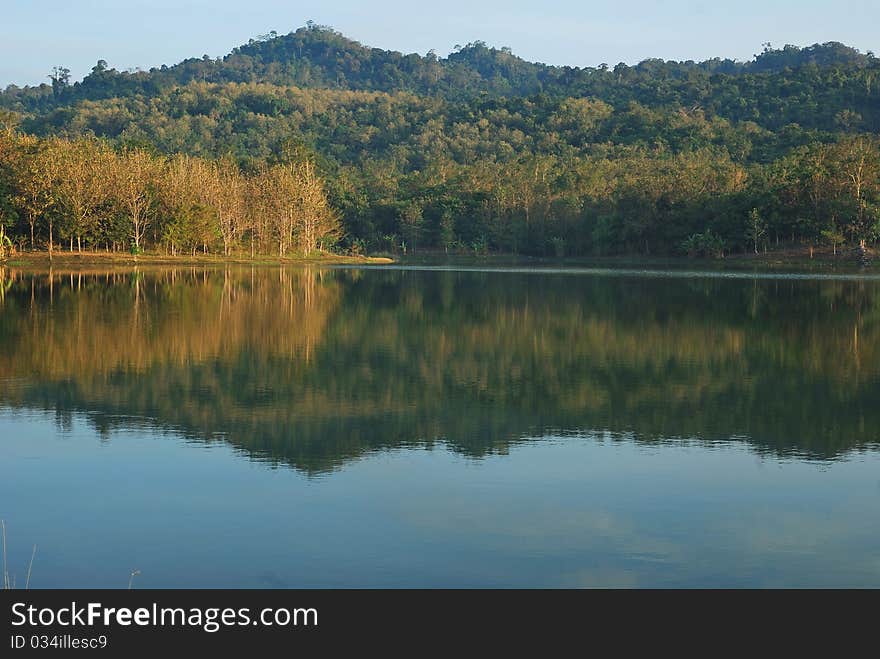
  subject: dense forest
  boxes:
[1,23,879,257]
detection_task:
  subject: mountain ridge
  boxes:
[2,23,876,108]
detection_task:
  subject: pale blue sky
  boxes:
[3,0,878,87]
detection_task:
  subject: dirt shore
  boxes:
[1,250,394,270]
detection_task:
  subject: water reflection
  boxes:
[1,265,879,474]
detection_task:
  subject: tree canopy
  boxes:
[1,26,878,257]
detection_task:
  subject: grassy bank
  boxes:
[2,249,394,270]
[384,244,877,273]
[2,245,875,274]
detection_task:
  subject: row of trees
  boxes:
[0,131,340,256]
[1,130,877,258]
[325,136,880,257]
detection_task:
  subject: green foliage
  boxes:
[821,224,846,254]
[0,27,879,257]
[471,235,488,255]
[439,211,456,252]
[4,29,878,132]
[682,229,726,258]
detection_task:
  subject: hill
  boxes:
[3,25,878,131]
[0,24,878,258]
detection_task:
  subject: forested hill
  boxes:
[1,24,878,258]
[2,25,878,132]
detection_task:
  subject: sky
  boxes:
[3,0,878,87]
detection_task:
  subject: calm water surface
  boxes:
[1,264,879,587]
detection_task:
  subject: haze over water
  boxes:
[1,264,879,587]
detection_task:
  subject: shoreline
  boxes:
[1,250,395,271]
[373,244,877,272]
[0,245,874,273]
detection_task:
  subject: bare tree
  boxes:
[840,137,876,247]
[203,160,247,256]
[112,148,162,252]
[294,160,341,254]
[52,139,113,252]
[262,164,299,256]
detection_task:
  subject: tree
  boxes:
[747,208,767,254]
[294,160,340,254]
[821,222,846,255]
[399,202,424,252]
[838,137,878,248]
[0,224,11,258]
[0,110,20,137]
[10,135,57,250]
[112,148,162,252]
[202,160,246,256]
[157,154,216,255]
[49,66,71,98]
[0,173,14,258]
[51,139,113,252]
[439,209,456,252]
[259,163,299,256]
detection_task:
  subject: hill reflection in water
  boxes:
[1,264,878,474]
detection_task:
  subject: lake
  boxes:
[1,264,879,588]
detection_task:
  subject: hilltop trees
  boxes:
[3,28,878,133]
